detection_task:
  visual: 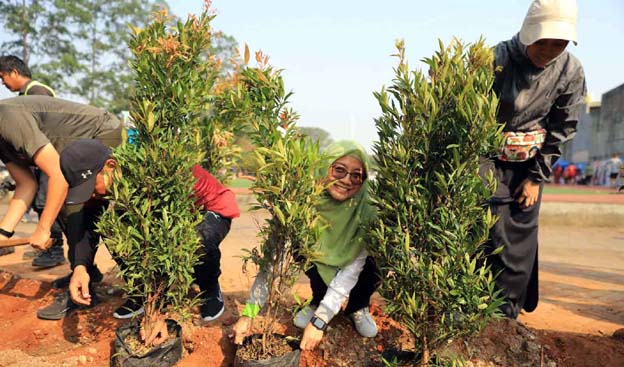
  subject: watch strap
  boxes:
[0,228,14,238]
[310,316,328,331]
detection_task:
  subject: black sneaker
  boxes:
[22,249,42,259]
[37,290,97,320]
[51,267,104,289]
[113,298,145,319]
[32,243,66,268]
[200,287,224,321]
[0,247,15,256]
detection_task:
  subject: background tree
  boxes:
[0,0,44,64]
[299,126,334,150]
[371,39,503,366]
[0,0,239,116]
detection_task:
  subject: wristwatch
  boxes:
[310,316,328,331]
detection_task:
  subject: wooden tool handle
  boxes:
[0,238,53,249]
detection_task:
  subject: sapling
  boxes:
[97,4,222,343]
[371,38,504,366]
[228,53,326,358]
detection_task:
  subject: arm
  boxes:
[30,144,68,249]
[66,203,104,305]
[313,248,368,323]
[529,66,586,183]
[301,248,368,351]
[232,267,270,344]
[0,162,38,237]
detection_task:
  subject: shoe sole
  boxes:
[201,305,224,322]
[113,306,145,320]
[37,307,71,320]
[31,260,67,269]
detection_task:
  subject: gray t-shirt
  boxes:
[0,96,122,166]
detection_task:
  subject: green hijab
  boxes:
[313,140,376,284]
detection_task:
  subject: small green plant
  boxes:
[225,51,327,358]
[371,38,504,366]
[97,5,220,341]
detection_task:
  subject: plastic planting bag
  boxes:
[235,334,301,367]
[111,319,182,367]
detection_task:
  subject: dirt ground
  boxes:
[0,191,622,366]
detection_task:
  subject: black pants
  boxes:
[33,170,64,246]
[483,158,543,319]
[305,256,380,315]
[193,211,231,295]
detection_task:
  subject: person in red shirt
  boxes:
[45,139,239,326]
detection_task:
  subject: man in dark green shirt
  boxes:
[0,55,58,260]
[0,96,122,319]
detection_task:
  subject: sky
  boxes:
[2,0,623,151]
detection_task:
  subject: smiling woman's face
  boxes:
[526,38,569,68]
[326,155,364,202]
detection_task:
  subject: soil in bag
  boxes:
[235,333,301,367]
[111,319,182,367]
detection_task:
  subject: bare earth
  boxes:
[0,191,622,366]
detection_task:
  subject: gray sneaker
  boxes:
[293,305,317,329]
[37,290,97,320]
[349,307,377,337]
[0,247,15,256]
[23,249,42,259]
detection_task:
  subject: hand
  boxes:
[141,318,169,346]
[514,178,540,208]
[300,323,324,351]
[232,316,252,345]
[69,266,91,306]
[30,226,51,250]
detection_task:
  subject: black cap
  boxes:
[60,139,112,204]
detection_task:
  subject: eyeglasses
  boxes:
[331,164,364,185]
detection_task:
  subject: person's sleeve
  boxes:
[64,204,102,269]
[529,63,587,182]
[241,267,270,318]
[0,109,50,160]
[314,248,368,323]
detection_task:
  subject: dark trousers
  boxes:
[483,158,543,319]
[193,211,231,295]
[305,256,380,315]
[62,206,232,295]
[33,170,64,246]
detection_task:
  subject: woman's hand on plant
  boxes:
[514,178,540,208]
[69,265,91,306]
[141,318,169,346]
[232,316,252,345]
[300,323,324,351]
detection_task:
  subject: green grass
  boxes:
[543,186,610,195]
[227,178,253,189]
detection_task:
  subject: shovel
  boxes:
[0,237,53,250]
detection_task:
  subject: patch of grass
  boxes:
[228,178,253,189]
[543,186,611,195]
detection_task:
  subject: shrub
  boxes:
[371,38,504,366]
[97,5,220,340]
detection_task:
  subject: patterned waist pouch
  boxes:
[498,129,547,162]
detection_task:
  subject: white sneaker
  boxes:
[293,305,317,329]
[349,307,377,337]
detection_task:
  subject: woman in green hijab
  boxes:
[233,140,380,351]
